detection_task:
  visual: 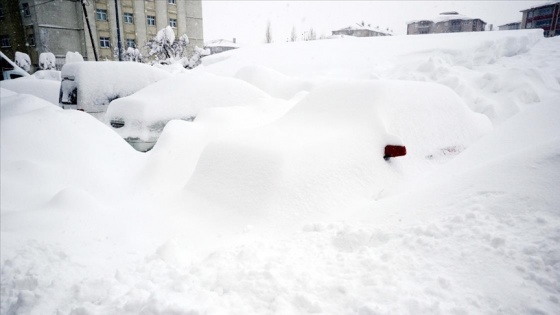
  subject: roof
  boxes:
[332,25,393,35]
[408,12,486,25]
[498,22,522,27]
[520,0,560,12]
[204,39,239,48]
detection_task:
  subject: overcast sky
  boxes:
[202,0,547,45]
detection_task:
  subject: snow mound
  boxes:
[234,65,316,99]
[0,92,141,212]
[186,80,491,213]
[1,77,61,105]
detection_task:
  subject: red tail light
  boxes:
[384,145,407,160]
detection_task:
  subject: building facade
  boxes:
[332,23,392,37]
[204,39,239,55]
[520,1,560,37]
[407,12,486,35]
[498,22,522,31]
[0,0,203,69]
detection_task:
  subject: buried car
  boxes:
[59,61,170,114]
[106,72,272,151]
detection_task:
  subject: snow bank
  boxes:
[234,65,316,99]
[186,79,491,214]
[204,29,553,124]
[0,77,61,105]
[0,89,142,212]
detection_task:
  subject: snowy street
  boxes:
[1,29,560,314]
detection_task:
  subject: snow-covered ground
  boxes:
[1,29,560,314]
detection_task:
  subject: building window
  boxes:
[147,15,156,26]
[22,3,31,17]
[0,4,4,18]
[535,19,552,27]
[527,22,533,28]
[0,35,11,48]
[100,37,110,48]
[528,11,534,19]
[126,38,135,48]
[124,12,133,24]
[27,33,35,46]
[168,0,176,4]
[536,7,553,16]
[169,18,177,28]
[96,9,108,21]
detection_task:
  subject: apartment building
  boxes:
[407,12,486,35]
[520,1,560,37]
[0,0,203,69]
[498,22,521,31]
[332,23,392,37]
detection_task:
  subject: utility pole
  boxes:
[114,0,123,61]
[81,1,98,61]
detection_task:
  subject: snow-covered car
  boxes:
[106,72,271,151]
[59,61,171,113]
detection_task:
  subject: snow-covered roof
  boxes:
[332,25,393,35]
[204,39,239,48]
[520,0,560,11]
[498,22,522,27]
[408,12,486,25]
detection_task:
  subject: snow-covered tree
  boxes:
[265,20,273,43]
[65,51,84,64]
[145,26,189,64]
[15,52,31,72]
[184,46,210,69]
[124,47,143,62]
[290,26,298,42]
[39,52,56,70]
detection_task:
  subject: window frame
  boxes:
[22,3,31,17]
[169,18,177,28]
[168,0,176,4]
[0,35,11,48]
[147,15,156,26]
[124,12,134,24]
[96,9,108,21]
[99,36,110,48]
[126,38,136,48]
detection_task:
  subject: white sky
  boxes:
[202,0,548,46]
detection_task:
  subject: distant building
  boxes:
[407,12,486,35]
[332,23,392,37]
[498,22,522,31]
[520,1,560,37]
[0,0,203,69]
[204,38,239,55]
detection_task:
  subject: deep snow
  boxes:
[1,30,560,315]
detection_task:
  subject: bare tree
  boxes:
[307,27,317,41]
[265,20,273,43]
[290,26,298,42]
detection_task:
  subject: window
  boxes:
[27,33,35,46]
[22,3,31,17]
[536,7,553,16]
[527,22,533,28]
[100,37,110,48]
[0,4,4,18]
[126,38,135,48]
[147,15,156,26]
[528,11,533,19]
[168,0,176,4]
[96,9,107,21]
[169,18,177,28]
[1,35,11,48]
[124,12,133,24]
[535,19,552,27]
